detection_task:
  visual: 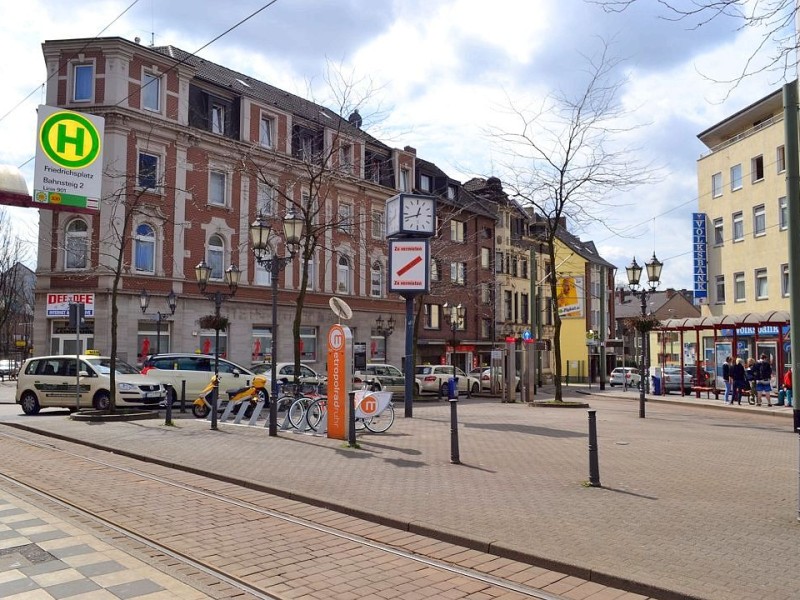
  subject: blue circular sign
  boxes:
[522,330,532,340]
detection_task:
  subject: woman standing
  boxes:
[731,357,747,405]
[745,358,757,405]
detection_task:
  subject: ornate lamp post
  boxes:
[139,289,177,356]
[443,302,465,371]
[249,209,304,437]
[375,314,395,361]
[626,252,663,419]
[195,262,240,430]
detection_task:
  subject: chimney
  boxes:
[617,288,627,303]
[666,288,676,299]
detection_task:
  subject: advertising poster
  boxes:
[557,275,584,318]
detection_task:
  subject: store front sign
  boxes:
[46,293,95,317]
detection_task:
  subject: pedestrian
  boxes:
[722,356,732,404]
[731,357,747,405]
[745,358,757,405]
[778,368,792,407]
[755,354,773,407]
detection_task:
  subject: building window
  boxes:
[252,327,272,363]
[495,251,503,273]
[451,262,467,285]
[712,172,722,198]
[306,254,316,291]
[782,264,789,297]
[257,182,275,216]
[755,269,768,300]
[481,283,492,305]
[371,262,382,298]
[779,196,788,230]
[208,234,224,280]
[430,259,440,281]
[65,219,88,270]
[340,143,353,174]
[338,202,353,233]
[367,158,381,183]
[420,174,432,192]
[399,168,409,192]
[713,218,724,245]
[73,64,93,102]
[777,145,786,173]
[715,275,725,304]
[211,103,226,135]
[753,205,766,236]
[137,152,159,189]
[455,308,467,331]
[142,72,161,112]
[730,164,742,191]
[259,116,274,148]
[447,185,456,200]
[751,155,764,182]
[732,212,743,242]
[521,293,529,324]
[254,247,273,286]
[450,220,466,243]
[371,210,384,238]
[480,247,490,269]
[481,318,492,339]
[503,291,513,321]
[424,304,441,329]
[300,327,317,361]
[734,272,745,302]
[521,259,528,279]
[209,170,227,206]
[134,223,155,274]
[337,255,351,294]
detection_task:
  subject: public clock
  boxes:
[384,193,437,238]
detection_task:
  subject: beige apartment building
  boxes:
[696,87,790,369]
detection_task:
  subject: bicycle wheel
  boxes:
[364,403,394,433]
[306,397,327,431]
[287,396,309,429]
[274,395,292,424]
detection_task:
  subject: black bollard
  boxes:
[348,391,357,448]
[180,380,186,413]
[164,389,173,425]
[588,410,601,487]
[794,409,800,437]
[450,397,460,464]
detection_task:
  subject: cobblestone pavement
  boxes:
[0,381,798,600]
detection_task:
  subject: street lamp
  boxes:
[626,252,663,419]
[375,314,395,361]
[139,289,177,355]
[249,209,304,437]
[195,261,241,430]
[443,302,465,371]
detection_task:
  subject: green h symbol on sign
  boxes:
[56,123,85,156]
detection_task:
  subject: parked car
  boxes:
[609,367,641,388]
[414,365,480,397]
[141,353,255,403]
[649,366,693,394]
[0,359,20,379]
[16,355,167,415]
[469,367,520,391]
[250,362,326,390]
[353,363,405,393]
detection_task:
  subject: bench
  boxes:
[691,386,721,399]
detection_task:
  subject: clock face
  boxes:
[402,197,435,233]
[385,197,400,236]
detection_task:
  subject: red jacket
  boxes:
[784,369,792,390]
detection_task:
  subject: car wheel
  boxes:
[93,392,111,411]
[470,382,479,396]
[414,382,421,396]
[20,391,40,415]
[440,382,449,397]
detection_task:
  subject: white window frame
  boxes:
[711,172,722,198]
[779,196,788,230]
[305,254,316,291]
[732,212,743,242]
[72,63,94,103]
[450,220,466,243]
[208,234,225,280]
[338,202,353,233]
[137,151,160,190]
[257,182,275,216]
[754,268,768,300]
[211,104,226,135]
[753,204,766,237]
[730,164,742,191]
[65,219,89,270]
[782,263,789,297]
[430,259,440,282]
[713,218,723,245]
[480,247,491,269]
[209,170,227,206]
[734,272,745,302]
[254,245,273,286]
[420,174,432,192]
[715,275,725,304]
[447,185,456,200]
[450,262,466,285]
[777,145,786,173]
[134,223,156,274]
[370,262,383,298]
[424,304,441,329]
[259,115,274,148]
[751,155,764,183]
[371,209,384,239]
[340,143,353,174]
[399,168,409,192]
[142,72,161,112]
[337,255,351,294]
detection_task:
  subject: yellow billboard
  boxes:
[557,275,584,318]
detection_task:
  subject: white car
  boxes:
[353,363,405,393]
[414,365,480,397]
[141,353,255,403]
[609,367,641,387]
[469,367,520,391]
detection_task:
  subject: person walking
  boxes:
[755,354,773,407]
[722,356,733,405]
[731,357,747,405]
[745,358,757,405]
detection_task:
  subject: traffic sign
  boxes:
[33,105,104,213]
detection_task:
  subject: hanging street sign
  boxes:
[388,238,430,294]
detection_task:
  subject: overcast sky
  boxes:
[0,0,790,291]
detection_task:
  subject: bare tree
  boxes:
[491,40,655,402]
[0,210,33,368]
[589,0,798,88]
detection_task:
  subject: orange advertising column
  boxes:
[327,324,352,440]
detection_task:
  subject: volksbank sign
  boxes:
[692,212,708,300]
[33,105,104,213]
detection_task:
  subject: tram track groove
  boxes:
[0,427,570,600]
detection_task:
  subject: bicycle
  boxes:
[278,381,326,429]
[305,384,394,434]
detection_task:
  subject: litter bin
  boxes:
[447,377,458,400]
[652,375,661,395]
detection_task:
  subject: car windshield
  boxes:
[86,358,140,375]
[415,366,433,375]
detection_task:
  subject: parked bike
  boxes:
[192,374,268,419]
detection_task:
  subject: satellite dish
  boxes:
[329,297,353,322]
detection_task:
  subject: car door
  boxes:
[455,367,469,392]
[384,365,404,392]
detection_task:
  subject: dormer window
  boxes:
[420,174,432,192]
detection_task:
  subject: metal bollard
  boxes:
[450,396,460,464]
[180,380,186,413]
[164,389,173,426]
[348,390,357,448]
[588,410,601,487]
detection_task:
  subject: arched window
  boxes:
[134,223,155,273]
[337,255,351,294]
[208,234,224,280]
[65,219,88,270]
[370,262,382,298]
